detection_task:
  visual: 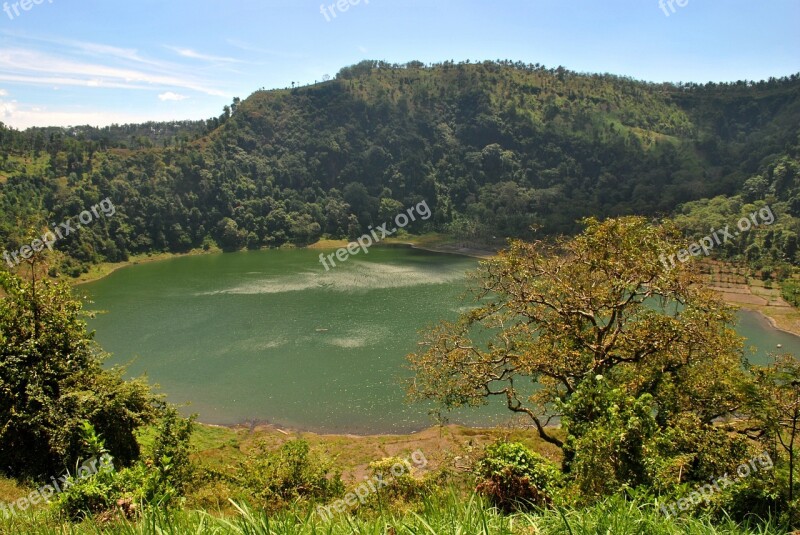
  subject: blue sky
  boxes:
[0,0,798,129]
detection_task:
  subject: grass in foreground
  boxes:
[0,492,785,535]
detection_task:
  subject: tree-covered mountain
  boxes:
[1,60,799,276]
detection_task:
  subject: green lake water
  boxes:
[83,247,800,434]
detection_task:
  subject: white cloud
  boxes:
[0,98,199,129]
[0,88,7,96]
[158,91,188,101]
[0,98,16,119]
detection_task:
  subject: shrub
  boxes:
[781,279,800,307]
[644,413,751,496]
[561,377,658,500]
[475,441,561,512]
[56,457,117,521]
[56,409,196,520]
[147,407,196,497]
[708,474,783,523]
[56,424,117,520]
[366,455,430,505]
[0,272,159,478]
[227,439,344,511]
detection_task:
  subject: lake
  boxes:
[83,247,800,434]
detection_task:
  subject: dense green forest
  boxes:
[1,60,799,277]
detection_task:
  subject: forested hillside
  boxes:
[1,60,799,276]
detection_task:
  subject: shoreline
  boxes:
[702,260,800,338]
[204,420,517,439]
[307,234,500,259]
[70,241,800,337]
[757,309,789,333]
[70,238,800,338]
[71,238,800,337]
[71,247,222,286]
[734,303,800,339]
[72,234,498,286]
[68,240,799,439]
[405,242,496,259]
[188,422,564,480]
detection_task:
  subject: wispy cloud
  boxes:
[226,38,308,59]
[1,32,168,69]
[0,73,151,90]
[0,46,230,97]
[62,40,158,66]
[166,46,244,64]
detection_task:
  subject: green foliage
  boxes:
[213,439,344,512]
[750,354,800,523]
[707,474,783,525]
[364,455,430,506]
[78,421,107,459]
[147,407,196,497]
[475,441,562,511]
[0,271,159,478]
[645,414,751,496]
[55,455,117,521]
[561,377,658,499]
[782,279,800,307]
[674,195,799,273]
[55,409,196,519]
[54,422,117,520]
[534,493,784,535]
[0,489,786,534]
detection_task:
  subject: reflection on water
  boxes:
[199,260,468,296]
